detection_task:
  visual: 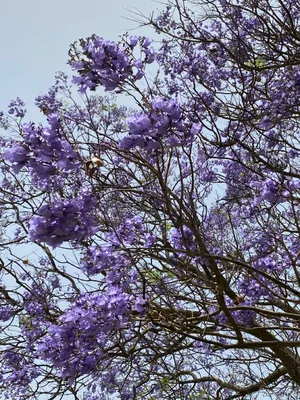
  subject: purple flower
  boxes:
[4,144,29,164]
[134,295,148,314]
[71,36,132,92]
[129,36,139,47]
[7,97,26,118]
[119,98,188,152]
[0,307,15,322]
[142,38,153,48]
[4,144,29,172]
[36,287,133,377]
[28,190,99,247]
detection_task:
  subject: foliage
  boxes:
[1,1,300,399]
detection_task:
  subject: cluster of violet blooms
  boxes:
[4,113,80,189]
[37,288,133,378]
[28,188,99,247]
[119,98,201,153]
[71,35,155,92]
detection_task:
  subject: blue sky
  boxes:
[0,0,161,117]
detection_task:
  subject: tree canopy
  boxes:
[1,0,300,399]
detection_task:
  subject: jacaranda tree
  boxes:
[1,0,300,398]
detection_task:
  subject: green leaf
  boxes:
[255,58,265,68]
[245,58,265,69]
[165,222,172,231]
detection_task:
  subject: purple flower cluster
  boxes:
[249,177,300,206]
[28,188,99,247]
[35,71,68,115]
[71,36,133,92]
[136,36,156,64]
[7,98,26,118]
[115,215,144,245]
[238,276,270,303]
[120,98,198,153]
[0,306,15,322]
[213,299,256,328]
[71,35,156,93]
[4,143,29,173]
[250,178,282,205]
[4,113,80,187]
[81,245,130,276]
[1,349,40,397]
[170,226,196,252]
[81,215,156,281]
[37,287,132,378]
[35,87,63,115]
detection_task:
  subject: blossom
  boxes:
[7,97,26,118]
[119,97,192,153]
[71,36,132,92]
[28,190,99,247]
[4,115,80,188]
[37,287,133,377]
[3,144,29,172]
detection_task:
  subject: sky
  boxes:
[0,0,162,117]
